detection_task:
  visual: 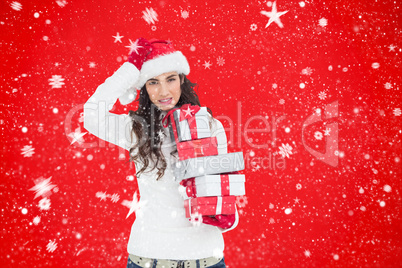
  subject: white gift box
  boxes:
[183,174,246,199]
[173,152,245,181]
[173,106,211,142]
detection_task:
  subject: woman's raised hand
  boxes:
[127,37,153,70]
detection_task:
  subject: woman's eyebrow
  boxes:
[166,74,178,79]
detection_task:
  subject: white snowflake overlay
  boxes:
[278,143,293,158]
[48,75,65,88]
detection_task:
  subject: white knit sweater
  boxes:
[83,62,238,260]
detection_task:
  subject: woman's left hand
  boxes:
[202,214,236,229]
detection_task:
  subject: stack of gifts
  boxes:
[162,104,246,219]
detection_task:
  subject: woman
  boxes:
[84,38,238,268]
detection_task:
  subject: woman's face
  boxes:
[145,71,182,111]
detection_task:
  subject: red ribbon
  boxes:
[192,140,204,157]
[220,174,230,196]
[162,108,179,128]
[185,178,197,198]
[161,104,201,141]
[180,104,200,140]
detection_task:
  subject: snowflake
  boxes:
[216,56,225,66]
[318,18,327,27]
[38,197,51,210]
[260,1,288,28]
[296,183,302,190]
[279,99,285,105]
[157,129,165,141]
[112,32,124,43]
[33,216,41,225]
[48,75,65,88]
[181,10,189,19]
[236,195,248,208]
[67,127,87,145]
[304,249,311,258]
[110,193,120,203]
[250,23,257,31]
[56,0,68,7]
[314,131,323,140]
[96,191,108,201]
[388,44,396,52]
[393,108,401,116]
[88,62,96,68]
[278,143,293,158]
[324,127,331,136]
[203,61,212,69]
[46,240,57,253]
[122,191,148,219]
[142,7,158,24]
[29,176,56,199]
[318,91,327,100]
[10,1,22,11]
[301,67,313,75]
[251,165,261,172]
[384,82,393,89]
[21,145,35,157]
[125,39,143,54]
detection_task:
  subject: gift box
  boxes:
[184,196,236,218]
[173,152,245,181]
[183,174,246,199]
[177,137,219,161]
[169,104,211,142]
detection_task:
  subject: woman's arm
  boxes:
[83,62,139,151]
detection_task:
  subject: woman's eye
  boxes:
[168,78,176,82]
[148,81,157,85]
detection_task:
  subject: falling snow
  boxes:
[48,75,65,88]
[142,8,158,24]
[202,61,212,69]
[278,143,293,158]
[29,176,56,199]
[21,145,35,157]
[216,56,225,66]
[318,18,328,27]
[10,1,22,11]
[46,240,58,253]
[38,198,51,211]
[260,1,289,28]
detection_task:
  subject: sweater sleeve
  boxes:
[210,116,240,233]
[210,117,228,155]
[83,62,140,151]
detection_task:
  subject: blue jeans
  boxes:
[126,256,226,268]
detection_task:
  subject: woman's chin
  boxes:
[158,104,175,111]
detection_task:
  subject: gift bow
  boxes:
[178,104,201,121]
[161,104,200,128]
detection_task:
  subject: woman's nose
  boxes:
[159,82,169,96]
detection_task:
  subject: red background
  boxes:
[1,0,401,267]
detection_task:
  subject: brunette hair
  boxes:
[128,75,212,180]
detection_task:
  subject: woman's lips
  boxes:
[159,98,172,105]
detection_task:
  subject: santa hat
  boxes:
[119,39,190,105]
[134,39,190,89]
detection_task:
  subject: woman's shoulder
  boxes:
[207,112,224,133]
